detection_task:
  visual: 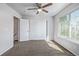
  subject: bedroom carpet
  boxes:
[2,40,74,56]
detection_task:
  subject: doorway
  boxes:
[30,19,47,40]
[20,19,30,41]
[13,16,20,44]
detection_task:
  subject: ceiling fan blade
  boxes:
[36,11,39,14]
[36,3,41,8]
[42,9,48,13]
[42,3,52,8]
[27,8,38,10]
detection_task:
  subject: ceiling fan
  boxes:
[27,3,53,14]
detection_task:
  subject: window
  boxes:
[70,9,79,40]
[59,9,79,41]
[59,15,70,37]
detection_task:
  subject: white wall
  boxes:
[47,17,54,40]
[20,19,29,41]
[29,14,54,40]
[30,16,46,40]
[54,3,79,55]
[0,3,21,55]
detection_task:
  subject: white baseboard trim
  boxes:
[0,44,13,55]
[54,40,77,56]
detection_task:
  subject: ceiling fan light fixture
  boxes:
[38,9,42,12]
[27,3,53,14]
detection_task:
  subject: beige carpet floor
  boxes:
[2,40,74,56]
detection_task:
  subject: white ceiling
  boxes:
[7,3,69,18]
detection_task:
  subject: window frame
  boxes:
[58,8,79,41]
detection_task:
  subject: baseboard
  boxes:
[20,38,31,41]
[52,40,75,56]
[0,44,13,56]
[29,39,46,40]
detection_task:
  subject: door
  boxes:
[30,19,46,40]
[20,19,29,41]
[14,16,20,43]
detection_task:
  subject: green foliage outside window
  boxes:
[59,9,79,41]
